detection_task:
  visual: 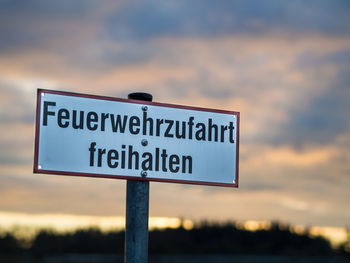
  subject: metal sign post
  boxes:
[125,93,152,263]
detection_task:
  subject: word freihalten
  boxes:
[42,101,236,174]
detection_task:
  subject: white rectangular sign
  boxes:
[34,89,239,187]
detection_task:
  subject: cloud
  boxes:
[1,0,349,56]
[106,0,350,40]
[242,144,339,168]
[1,33,349,147]
[0,166,127,216]
[0,0,349,228]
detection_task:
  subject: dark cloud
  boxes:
[0,155,31,165]
[241,182,281,192]
[0,0,106,53]
[0,0,100,16]
[106,0,350,40]
[289,81,349,145]
[163,69,234,99]
[0,174,44,192]
[1,0,349,54]
[276,50,350,146]
[297,49,350,69]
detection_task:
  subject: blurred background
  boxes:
[0,0,350,261]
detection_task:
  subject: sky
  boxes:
[0,0,350,232]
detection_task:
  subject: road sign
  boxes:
[34,89,240,187]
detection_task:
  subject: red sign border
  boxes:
[34,89,239,187]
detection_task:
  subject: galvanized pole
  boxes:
[125,92,152,263]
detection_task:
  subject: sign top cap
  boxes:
[128,92,153,102]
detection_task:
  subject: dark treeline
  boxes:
[1,221,349,257]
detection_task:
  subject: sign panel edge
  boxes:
[33,89,239,188]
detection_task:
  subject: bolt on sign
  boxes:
[34,89,240,187]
